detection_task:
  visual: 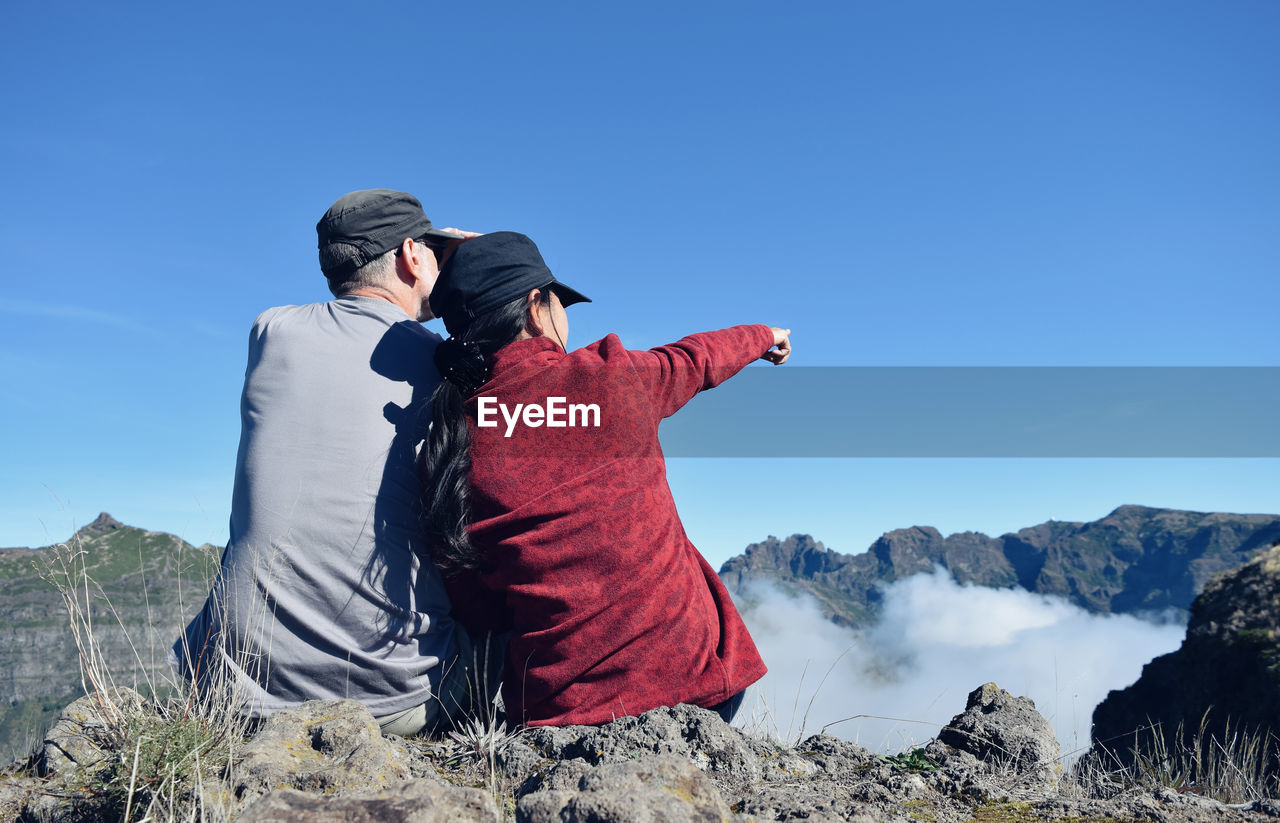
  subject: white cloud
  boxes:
[0,299,156,335]
[733,569,1185,761]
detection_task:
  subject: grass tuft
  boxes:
[1066,710,1280,804]
[25,530,256,822]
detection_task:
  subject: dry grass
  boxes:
[25,527,525,821]
[32,534,257,822]
[1066,711,1280,804]
[737,650,877,748]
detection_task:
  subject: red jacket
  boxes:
[445,325,773,726]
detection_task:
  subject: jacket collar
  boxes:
[487,336,564,381]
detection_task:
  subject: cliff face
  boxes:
[1090,543,1280,771]
[719,506,1280,626]
[0,513,216,759]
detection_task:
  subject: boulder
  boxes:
[516,754,734,823]
[936,682,1062,791]
[792,733,877,780]
[521,757,595,794]
[520,710,889,820]
[238,778,499,823]
[524,703,763,783]
[0,778,33,821]
[729,734,891,822]
[38,687,145,776]
[734,783,855,823]
[229,699,411,805]
[495,738,548,783]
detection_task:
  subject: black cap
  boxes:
[316,189,459,280]
[430,232,591,337]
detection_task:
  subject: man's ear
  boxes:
[396,237,428,285]
[525,288,547,335]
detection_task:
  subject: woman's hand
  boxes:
[761,327,792,365]
[434,228,483,267]
[438,228,482,239]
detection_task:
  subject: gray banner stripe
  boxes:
[656,367,1280,457]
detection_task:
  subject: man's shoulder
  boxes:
[248,299,441,343]
[249,302,313,333]
[248,303,287,327]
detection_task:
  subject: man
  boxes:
[173,189,484,736]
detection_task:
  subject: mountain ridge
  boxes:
[718,505,1280,627]
[4,505,1278,763]
[0,513,218,761]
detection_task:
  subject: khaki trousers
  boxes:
[376,626,505,737]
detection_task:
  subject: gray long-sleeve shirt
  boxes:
[172,296,453,718]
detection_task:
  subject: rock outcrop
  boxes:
[1091,542,1280,776]
[10,687,1280,823]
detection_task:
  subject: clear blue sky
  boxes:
[2,2,1276,561]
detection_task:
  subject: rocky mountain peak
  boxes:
[1104,503,1171,518]
[725,534,833,576]
[869,525,947,576]
[76,513,125,538]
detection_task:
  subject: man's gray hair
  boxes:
[325,245,398,297]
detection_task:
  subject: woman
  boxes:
[422,231,791,727]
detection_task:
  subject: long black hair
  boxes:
[421,288,552,575]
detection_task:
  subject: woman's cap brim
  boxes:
[547,280,591,307]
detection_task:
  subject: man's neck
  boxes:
[343,288,418,319]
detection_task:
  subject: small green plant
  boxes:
[428,703,524,821]
[880,747,939,772]
[445,705,516,769]
[75,700,241,821]
[440,639,524,813]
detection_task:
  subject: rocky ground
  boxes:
[4,682,1278,823]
